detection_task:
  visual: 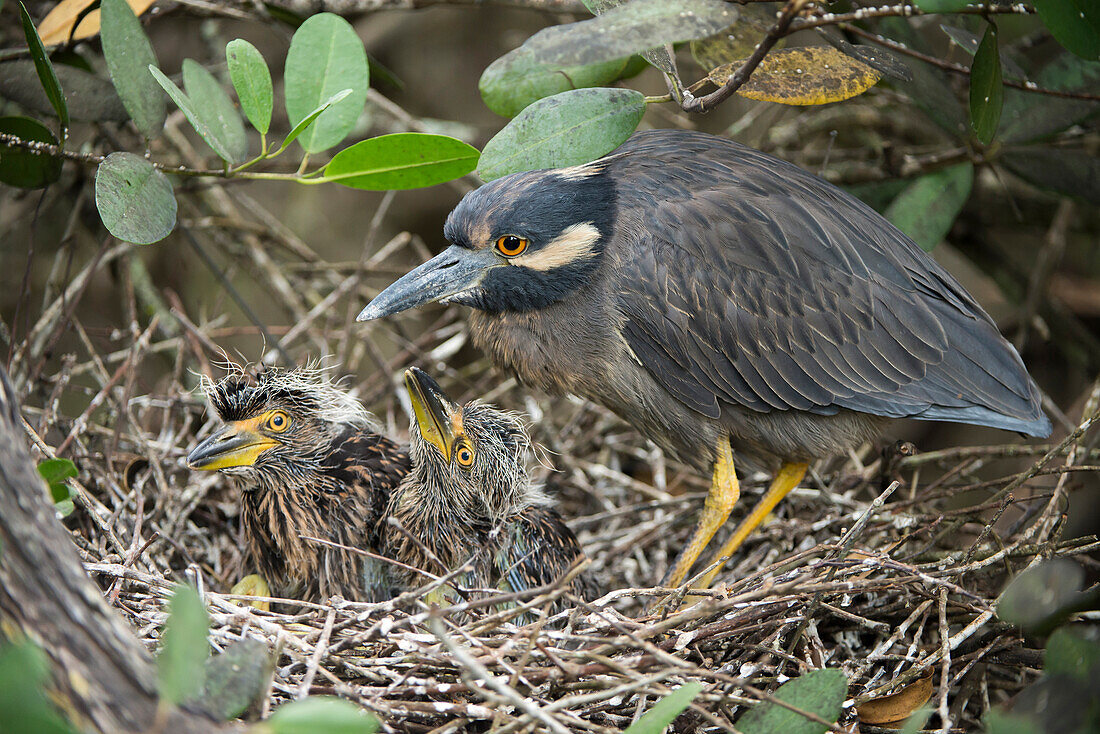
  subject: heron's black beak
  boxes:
[187,419,278,470]
[357,245,497,321]
[404,367,461,460]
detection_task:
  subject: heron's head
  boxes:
[187,365,372,483]
[359,161,616,320]
[403,367,531,518]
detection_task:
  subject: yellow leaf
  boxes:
[230,573,271,612]
[856,670,934,726]
[708,46,883,106]
[37,0,156,46]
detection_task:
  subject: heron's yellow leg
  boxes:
[692,461,809,590]
[663,438,740,588]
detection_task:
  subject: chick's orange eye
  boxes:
[495,235,528,257]
[455,443,475,469]
[267,411,290,432]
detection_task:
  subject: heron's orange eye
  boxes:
[267,411,290,433]
[495,235,528,257]
[455,442,475,469]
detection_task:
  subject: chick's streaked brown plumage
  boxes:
[386,368,588,614]
[360,129,1051,591]
[187,366,410,603]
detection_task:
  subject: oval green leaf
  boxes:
[283,13,369,153]
[969,23,1003,144]
[479,54,632,118]
[268,697,379,734]
[100,0,164,138]
[478,87,644,181]
[226,39,273,135]
[94,151,176,244]
[323,132,479,190]
[913,0,974,11]
[148,66,233,163]
[19,2,68,130]
[885,163,973,251]
[157,585,210,706]
[275,88,351,155]
[1035,0,1100,61]
[182,59,247,163]
[623,682,703,734]
[996,558,1091,634]
[0,116,62,188]
[737,669,848,734]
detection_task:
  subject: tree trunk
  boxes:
[0,367,234,733]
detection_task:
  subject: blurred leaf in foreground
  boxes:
[885,163,973,252]
[0,639,75,734]
[264,696,379,734]
[996,559,1100,635]
[736,669,847,734]
[1035,0,1100,61]
[623,682,703,733]
[157,584,210,706]
[198,638,271,720]
[1001,147,1100,206]
[37,457,77,517]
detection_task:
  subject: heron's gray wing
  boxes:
[612,131,1048,435]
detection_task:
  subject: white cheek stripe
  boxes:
[511,222,601,271]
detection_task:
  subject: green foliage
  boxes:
[969,23,1003,144]
[182,60,248,163]
[623,682,703,733]
[157,584,210,706]
[0,62,127,123]
[1001,147,1100,205]
[36,457,77,517]
[1000,55,1100,143]
[1034,0,1100,61]
[198,638,272,720]
[18,2,68,131]
[264,696,380,734]
[885,163,973,251]
[0,639,76,734]
[226,39,274,136]
[283,13,370,153]
[480,55,634,119]
[149,65,238,164]
[275,89,352,154]
[100,0,164,138]
[1045,627,1100,680]
[478,88,645,181]
[323,133,479,190]
[0,116,62,188]
[913,0,973,11]
[94,152,176,244]
[995,559,1093,634]
[736,669,848,734]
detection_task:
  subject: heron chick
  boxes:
[187,365,410,603]
[387,367,588,616]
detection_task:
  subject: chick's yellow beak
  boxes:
[187,417,278,470]
[404,367,461,461]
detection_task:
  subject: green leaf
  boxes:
[267,697,379,734]
[504,0,736,70]
[579,0,678,74]
[100,0,164,138]
[275,88,351,154]
[0,61,128,123]
[226,39,273,135]
[623,682,703,734]
[1001,55,1100,143]
[323,132,478,190]
[970,23,1003,144]
[147,66,234,163]
[197,638,271,720]
[283,13,369,153]
[885,163,973,251]
[737,669,848,734]
[19,2,68,130]
[914,0,975,11]
[182,59,247,163]
[0,640,76,734]
[996,558,1096,634]
[880,18,968,137]
[37,457,77,517]
[478,87,644,181]
[479,54,633,118]
[157,584,210,706]
[0,116,62,188]
[1035,0,1100,61]
[94,151,176,244]
[1045,627,1100,681]
[1001,147,1100,205]
[940,24,1026,79]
